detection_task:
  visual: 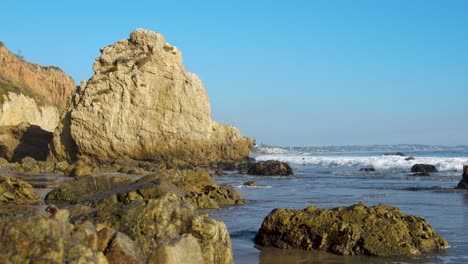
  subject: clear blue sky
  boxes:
[2,0,467,146]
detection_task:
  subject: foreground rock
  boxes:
[77,194,233,264]
[51,28,252,166]
[254,202,449,256]
[411,164,438,173]
[456,165,468,189]
[0,122,52,161]
[0,175,44,204]
[0,205,108,263]
[247,160,293,176]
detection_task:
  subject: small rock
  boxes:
[55,161,70,173]
[456,165,468,189]
[244,181,257,186]
[359,167,375,172]
[70,160,93,177]
[411,164,438,173]
[405,156,415,161]
[214,168,224,176]
[247,160,293,176]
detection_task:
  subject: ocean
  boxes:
[210,144,468,264]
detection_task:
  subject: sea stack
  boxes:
[50,29,253,165]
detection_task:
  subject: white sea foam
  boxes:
[255,154,468,171]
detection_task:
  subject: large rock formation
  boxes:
[51,29,252,165]
[0,43,75,110]
[255,202,449,256]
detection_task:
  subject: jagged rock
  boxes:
[96,225,146,264]
[0,205,107,263]
[80,194,233,264]
[456,165,468,189]
[411,164,438,173]
[139,169,245,208]
[0,122,52,162]
[148,234,204,264]
[0,43,75,110]
[50,28,252,166]
[247,160,293,176]
[254,202,449,256]
[0,175,43,205]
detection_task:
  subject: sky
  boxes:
[1,0,467,146]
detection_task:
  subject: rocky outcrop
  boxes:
[138,169,245,208]
[456,165,468,189]
[411,164,438,173]
[247,160,293,176]
[254,202,449,256]
[46,169,244,209]
[0,175,44,205]
[50,28,252,165]
[0,43,75,110]
[0,122,52,161]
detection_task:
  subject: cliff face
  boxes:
[0,92,59,132]
[0,44,76,110]
[51,29,252,164]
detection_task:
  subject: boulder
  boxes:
[80,194,234,264]
[456,165,468,189]
[147,234,204,264]
[0,175,44,205]
[50,28,252,166]
[247,160,293,176]
[0,205,107,263]
[96,225,146,264]
[138,169,245,208]
[0,122,52,162]
[254,202,449,256]
[411,164,438,173]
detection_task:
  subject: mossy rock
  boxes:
[0,175,44,205]
[255,202,449,256]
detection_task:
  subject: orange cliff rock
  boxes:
[0,43,76,110]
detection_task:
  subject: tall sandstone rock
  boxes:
[51,29,252,165]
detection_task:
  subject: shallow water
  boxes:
[210,148,468,264]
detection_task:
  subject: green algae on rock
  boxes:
[0,174,44,205]
[0,206,107,264]
[254,202,449,256]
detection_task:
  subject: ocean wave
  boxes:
[255,154,468,172]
